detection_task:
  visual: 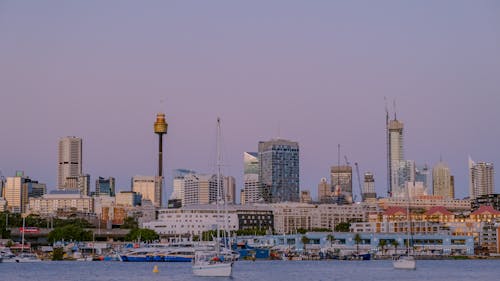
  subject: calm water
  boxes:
[1,260,499,281]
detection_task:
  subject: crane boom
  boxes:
[354,162,363,202]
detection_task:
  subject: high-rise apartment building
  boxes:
[242,174,261,204]
[4,171,46,213]
[58,136,82,189]
[397,160,415,189]
[4,174,29,213]
[242,152,262,204]
[132,176,162,207]
[65,174,90,196]
[258,139,300,203]
[469,157,495,199]
[181,173,235,206]
[363,172,376,200]
[317,177,331,202]
[433,161,453,199]
[183,174,219,206]
[95,177,116,196]
[25,178,47,198]
[330,165,353,201]
[224,176,236,204]
[387,118,404,197]
[170,169,196,206]
[416,164,430,191]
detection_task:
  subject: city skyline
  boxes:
[1,1,499,201]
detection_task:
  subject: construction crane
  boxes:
[354,162,364,202]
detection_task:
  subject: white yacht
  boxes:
[393,255,416,270]
[192,251,233,277]
[14,252,41,263]
[393,187,417,270]
[1,248,16,263]
[191,118,234,277]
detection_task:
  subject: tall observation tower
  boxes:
[154,113,168,207]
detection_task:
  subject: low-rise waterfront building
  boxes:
[378,196,470,213]
[143,204,273,236]
[270,202,367,234]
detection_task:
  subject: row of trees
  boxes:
[0,212,158,243]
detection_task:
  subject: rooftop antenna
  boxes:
[393,99,397,120]
[337,144,341,189]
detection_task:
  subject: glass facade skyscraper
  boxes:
[258,139,299,203]
[95,176,116,196]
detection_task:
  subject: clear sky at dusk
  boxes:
[1,1,499,202]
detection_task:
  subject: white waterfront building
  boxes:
[143,205,238,236]
[143,204,273,236]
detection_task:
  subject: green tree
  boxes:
[334,222,351,232]
[125,228,159,242]
[326,234,335,246]
[121,217,139,229]
[378,239,387,255]
[48,224,93,242]
[301,235,310,252]
[296,228,307,234]
[391,240,400,255]
[311,228,331,232]
[25,214,48,228]
[353,233,362,254]
[53,218,93,228]
[235,228,267,236]
[52,247,64,261]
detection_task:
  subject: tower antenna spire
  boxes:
[393,99,397,120]
[154,113,168,208]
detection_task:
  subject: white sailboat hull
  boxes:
[393,256,416,270]
[192,262,233,277]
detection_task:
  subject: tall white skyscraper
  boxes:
[387,118,404,197]
[469,157,495,199]
[58,136,82,189]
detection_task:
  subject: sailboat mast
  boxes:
[216,117,221,253]
[22,216,25,252]
[405,185,411,256]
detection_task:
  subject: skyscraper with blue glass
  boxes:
[258,139,300,203]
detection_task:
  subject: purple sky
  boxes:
[1,1,499,202]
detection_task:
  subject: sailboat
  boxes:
[15,216,41,263]
[392,186,416,270]
[192,118,233,277]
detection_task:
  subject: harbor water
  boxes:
[1,259,498,281]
